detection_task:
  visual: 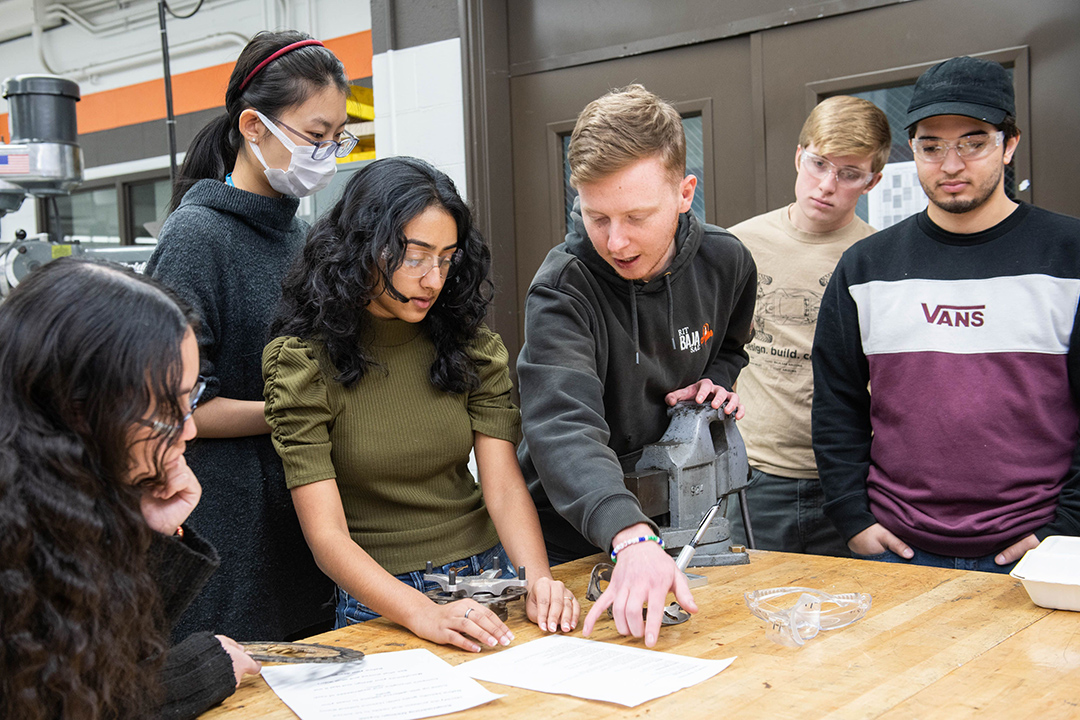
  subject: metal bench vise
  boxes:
[623,400,754,567]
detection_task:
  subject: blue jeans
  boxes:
[334,543,515,628]
[851,546,1017,574]
[727,468,851,557]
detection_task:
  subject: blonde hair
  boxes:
[799,96,892,173]
[568,84,685,188]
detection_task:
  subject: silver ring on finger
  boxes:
[464,607,473,620]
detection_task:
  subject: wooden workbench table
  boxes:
[201,551,1080,719]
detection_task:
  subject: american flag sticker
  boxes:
[0,152,31,174]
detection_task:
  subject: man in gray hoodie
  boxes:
[517,84,757,646]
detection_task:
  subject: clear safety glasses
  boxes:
[745,587,872,647]
[910,131,1004,164]
[399,249,462,279]
[799,150,876,188]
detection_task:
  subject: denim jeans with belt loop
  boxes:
[334,543,515,628]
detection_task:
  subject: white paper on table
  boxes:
[458,635,735,707]
[260,648,503,720]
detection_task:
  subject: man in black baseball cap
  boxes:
[900,56,1021,228]
[905,55,1015,128]
[812,56,1080,573]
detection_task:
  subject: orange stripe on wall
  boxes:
[76,67,232,135]
[325,31,372,84]
[0,30,371,138]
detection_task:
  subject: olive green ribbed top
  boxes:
[262,319,520,575]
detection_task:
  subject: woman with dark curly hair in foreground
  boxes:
[0,257,260,720]
[264,157,579,653]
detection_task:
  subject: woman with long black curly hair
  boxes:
[0,258,260,720]
[264,157,579,652]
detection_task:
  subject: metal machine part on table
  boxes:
[422,561,528,621]
[241,642,365,664]
[623,400,755,568]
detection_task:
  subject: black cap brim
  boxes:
[905,101,1008,129]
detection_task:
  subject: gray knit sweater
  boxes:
[147,179,332,642]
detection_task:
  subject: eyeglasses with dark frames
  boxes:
[137,376,206,436]
[265,115,359,160]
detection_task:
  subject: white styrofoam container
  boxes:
[1010,535,1080,611]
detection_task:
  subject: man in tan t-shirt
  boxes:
[728,96,890,555]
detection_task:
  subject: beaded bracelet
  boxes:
[610,535,665,563]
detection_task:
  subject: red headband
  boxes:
[239,39,326,92]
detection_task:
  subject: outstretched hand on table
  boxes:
[583,523,697,647]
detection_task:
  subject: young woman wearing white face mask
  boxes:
[146,30,352,644]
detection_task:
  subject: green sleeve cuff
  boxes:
[468,325,522,444]
[263,336,339,486]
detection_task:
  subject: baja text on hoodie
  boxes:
[518,206,757,560]
[812,203,1080,557]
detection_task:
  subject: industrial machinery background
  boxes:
[0,74,154,296]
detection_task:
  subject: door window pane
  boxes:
[129,178,171,244]
[683,115,706,222]
[562,113,707,235]
[848,70,1014,230]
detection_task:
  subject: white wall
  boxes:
[372,37,467,198]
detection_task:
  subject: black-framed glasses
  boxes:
[910,131,1004,164]
[138,376,206,436]
[267,115,359,160]
[799,150,876,188]
[398,250,462,279]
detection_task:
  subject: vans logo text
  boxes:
[921,303,985,327]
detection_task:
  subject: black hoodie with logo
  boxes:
[517,204,757,560]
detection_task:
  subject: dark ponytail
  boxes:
[169,30,350,212]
